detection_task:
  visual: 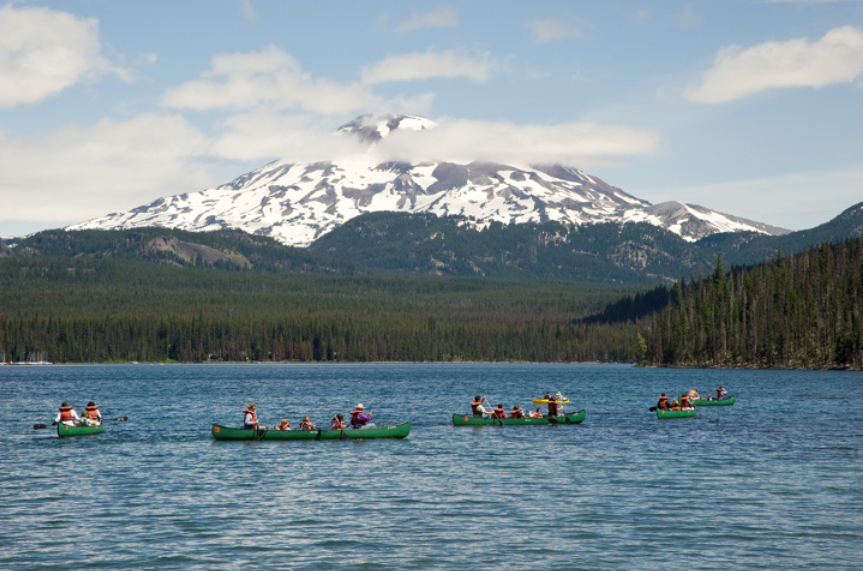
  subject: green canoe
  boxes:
[692,396,736,406]
[656,408,697,419]
[57,423,105,437]
[211,422,410,441]
[452,409,586,426]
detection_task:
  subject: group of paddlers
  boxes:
[242,402,375,432]
[471,392,567,419]
[657,386,728,411]
[53,402,103,426]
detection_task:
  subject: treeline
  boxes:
[0,312,637,363]
[0,257,640,363]
[639,238,863,369]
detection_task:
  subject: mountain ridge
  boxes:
[67,114,789,246]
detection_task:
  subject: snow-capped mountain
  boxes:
[69,114,788,246]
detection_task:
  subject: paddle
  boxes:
[33,416,128,430]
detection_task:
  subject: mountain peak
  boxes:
[336,114,436,143]
[67,114,790,247]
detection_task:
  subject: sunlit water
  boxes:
[1,364,861,570]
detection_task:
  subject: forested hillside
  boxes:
[638,238,863,370]
[0,257,639,363]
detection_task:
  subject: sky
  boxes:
[1,0,862,238]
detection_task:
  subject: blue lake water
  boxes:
[1,363,861,570]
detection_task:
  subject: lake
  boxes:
[1,363,861,570]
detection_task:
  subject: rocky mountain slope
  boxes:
[68,114,788,246]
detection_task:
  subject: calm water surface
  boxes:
[1,364,861,570]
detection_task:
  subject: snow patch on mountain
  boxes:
[69,114,789,246]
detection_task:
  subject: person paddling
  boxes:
[531,408,543,418]
[300,416,316,431]
[55,402,81,426]
[331,413,346,430]
[350,404,374,429]
[510,405,526,419]
[546,394,561,417]
[657,393,670,411]
[491,404,507,419]
[717,386,728,400]
[243,403,259,429]
[274,418,291,431]
[471,395,492,418]
[83,402,103,425]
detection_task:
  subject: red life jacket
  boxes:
[85,405,100,420]
[471,400,483,414]
[658,396,669,409]
[510,408,522,418]
[492,407,506,418]
[681,396,690,408]
[276,421,290,430]
[59,405,74,422]
[547,399,559,416]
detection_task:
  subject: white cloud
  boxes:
[0,4,125,107]
[526,18,582,43]
[394,7,457,33]
[367,118,659,167]
[0,115,215,223]
[361,48,498,84]
[687,25,863,103]
[162,45,428,114]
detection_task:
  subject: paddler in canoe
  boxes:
[274,418,291,431]
[471,395,494,418]
[243,403,260,429]
[55,402,82,426]
[717,386,729,400]
[531,408,543,418]
[350,404,374,429]
[300,416,317,431]
[491,404,507,419]
[510,405,526,419]
[331,413,346,430]
[81,402,103,425]
[546,393,562,417]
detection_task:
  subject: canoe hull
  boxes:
[57,423,105,437]
[692,396,736,406]
[453,409,585,426]
[656,408,697,419]
[211,422,410,441]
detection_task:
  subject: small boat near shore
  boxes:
[692,396,736,406]
[211,422,411,441]
[452,409,585,426]
[656,408,696,419]
[57,423,105,437]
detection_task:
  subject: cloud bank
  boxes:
[688,25,863,103]
[0,4,124,107]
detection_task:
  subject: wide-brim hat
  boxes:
[355,404,364,409]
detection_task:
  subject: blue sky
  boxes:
[1,0,862,238]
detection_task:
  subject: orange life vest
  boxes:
[492,407,506,418]
[59,405,74,422]
[510,408,522,418]
[658,395,669,409]
[331,418,345,430]
[681,396,690,408]
[243,409,257,424]
[275,421,290,430]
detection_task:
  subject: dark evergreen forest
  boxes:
[0,257,639,363]
[638,238,863,370]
